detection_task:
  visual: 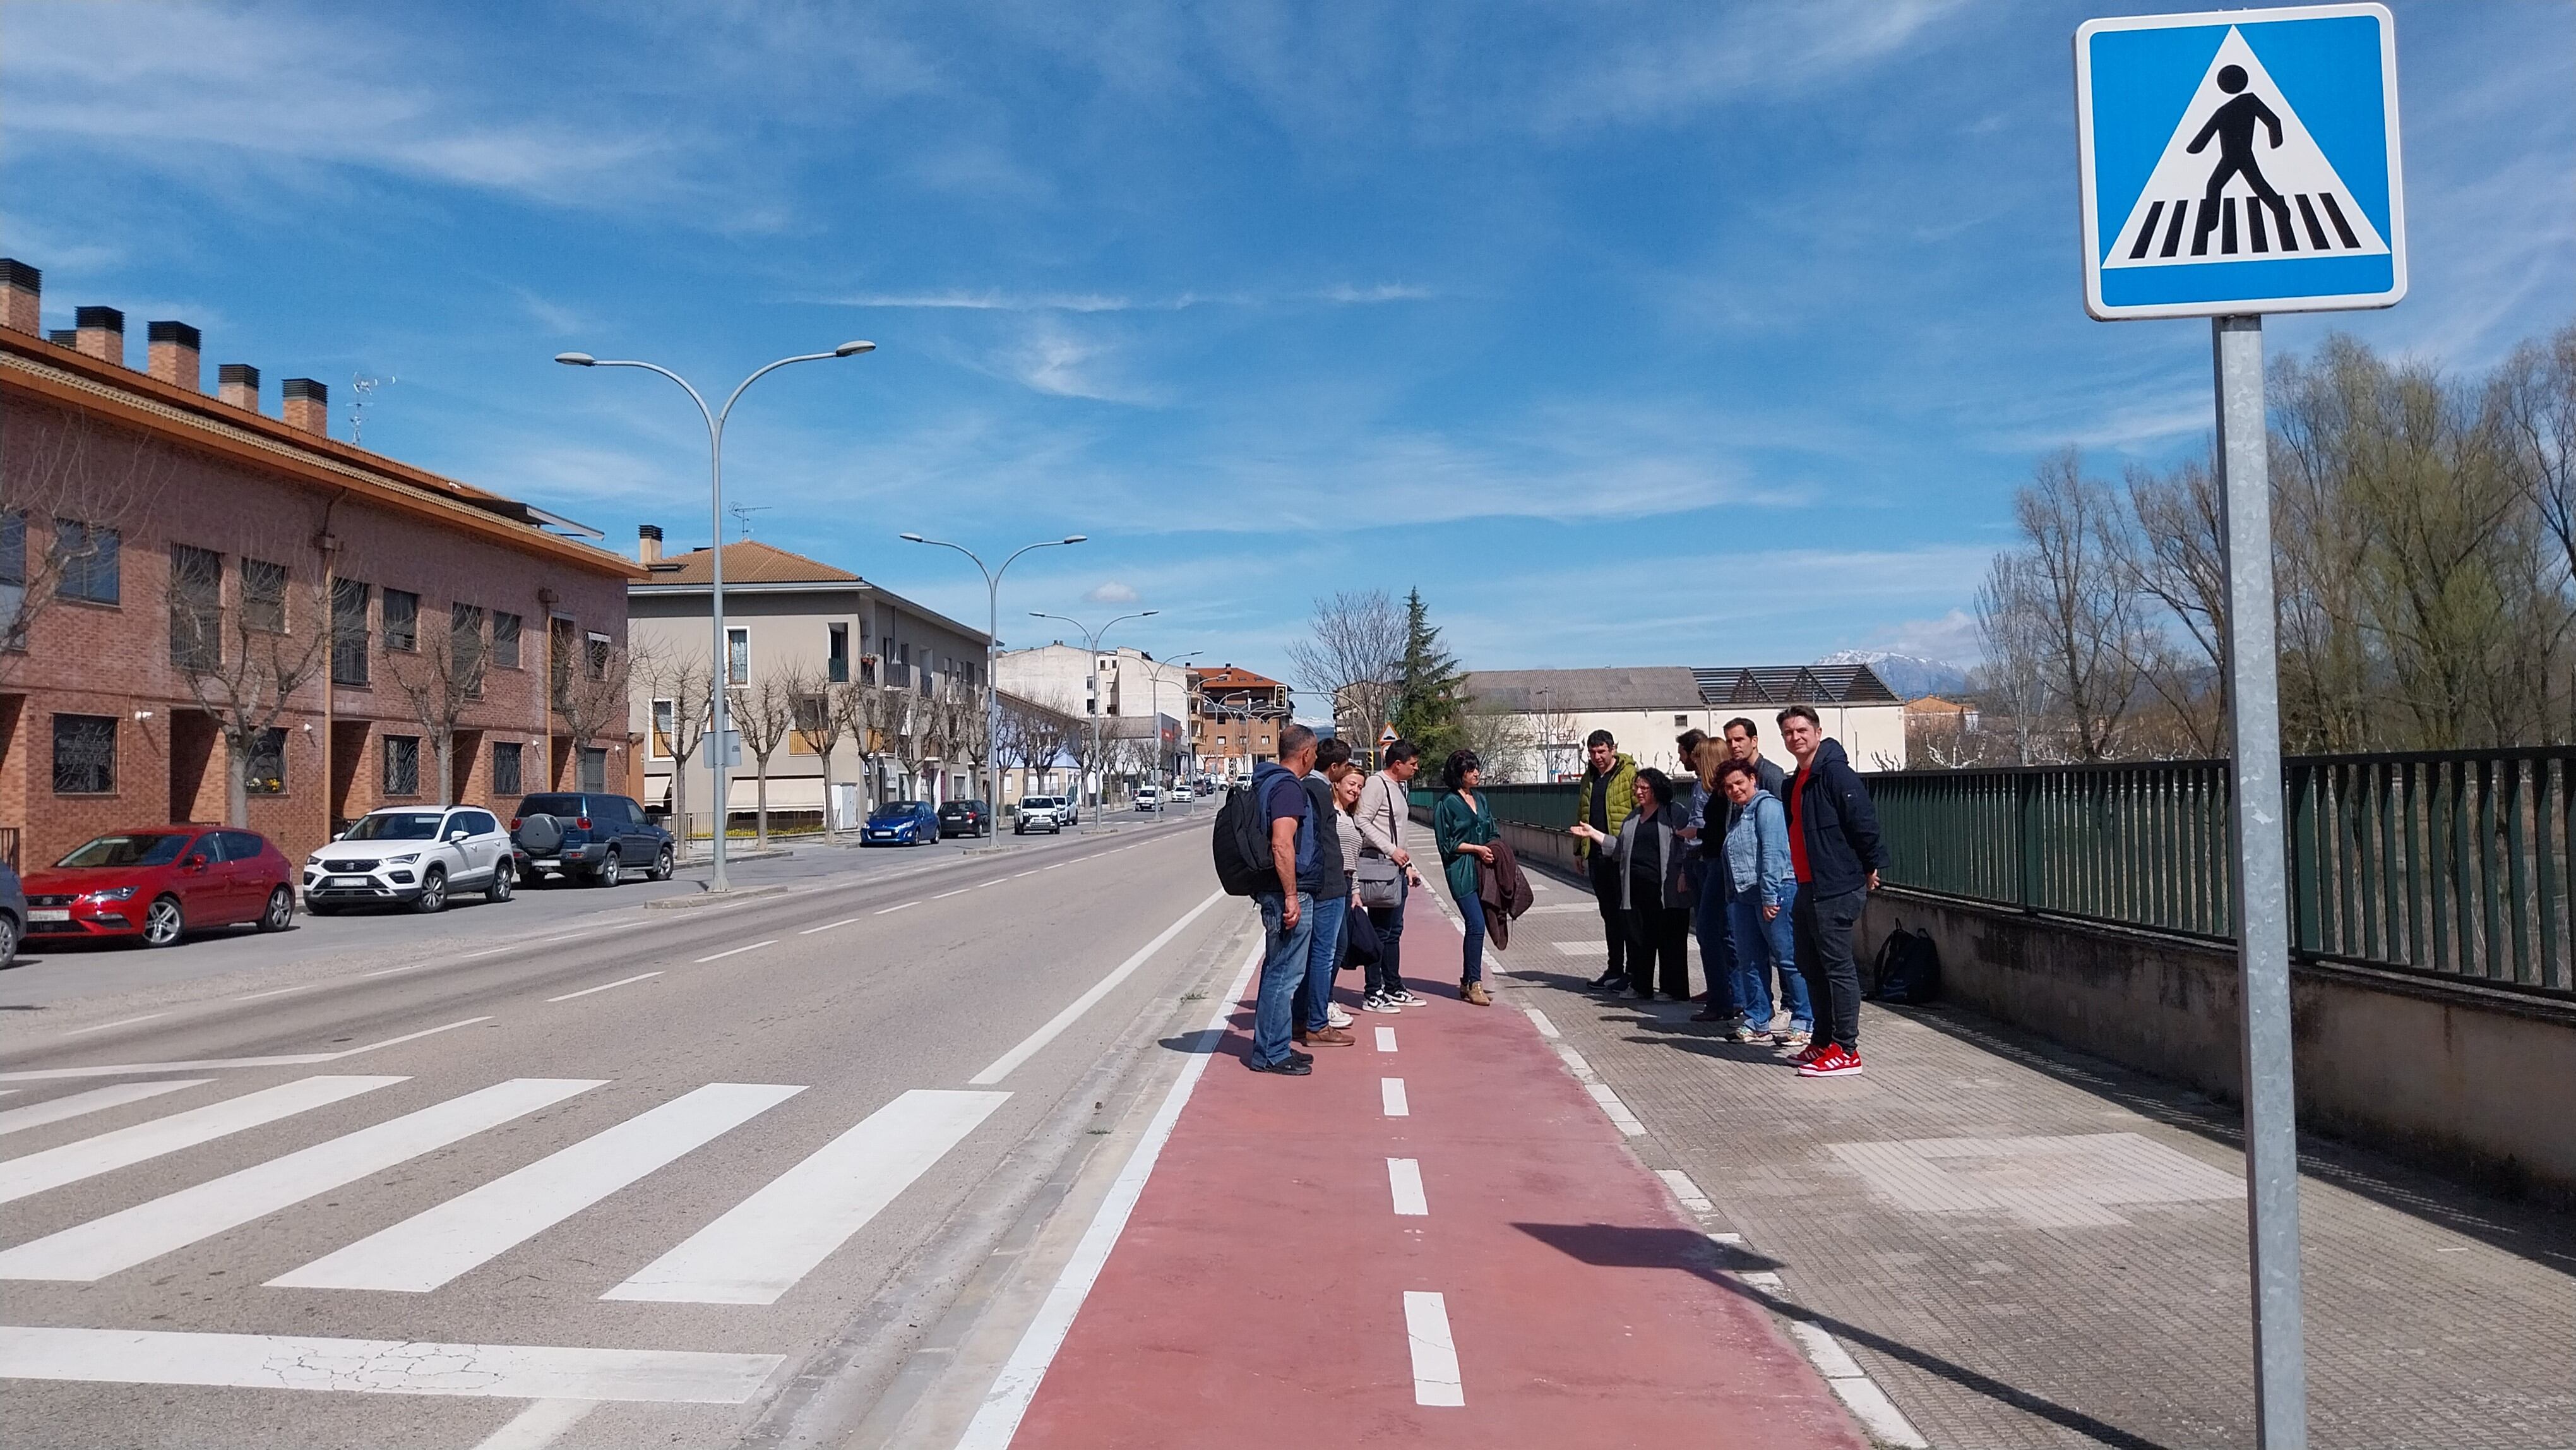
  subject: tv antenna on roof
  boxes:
[729,504,772,539]
[348,373,397,446]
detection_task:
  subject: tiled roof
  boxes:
[1693,664,1900,705]
[1461,668,1704,713]
[647,541,863,586]
[1193,666,1285,692]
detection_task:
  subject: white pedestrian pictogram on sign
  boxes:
[2103,27,2388,270]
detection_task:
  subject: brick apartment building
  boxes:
[0,259,638,870]
[1191,664,1290,780]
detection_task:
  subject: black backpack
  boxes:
[1868,926,1942,1005]
[1212,781,1275,896]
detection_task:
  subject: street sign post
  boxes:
[2076,8,2404,1448]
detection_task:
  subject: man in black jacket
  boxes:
[1777,705,1887,1079]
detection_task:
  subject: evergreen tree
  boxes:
[1390,587,1468,765]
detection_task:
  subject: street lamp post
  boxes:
[556,340,874,892]
[1147,651,1205,814]
[1030,609,1158,824]
[897,532,1088,831]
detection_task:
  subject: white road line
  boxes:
[0,1326,780,1404]
[1402,1291,1466,1407]
[359,961,444,979]
[1381,1078,1410,1117]
[1550,942,1599,956]
[1523,1007,1561,1039]
[1788,1322,1931,1448]
[544,972,662,1003]
[799,918,865,935]
[0,1076,404,1206]
[0,1078,600,1281]
[59,1013,170,1038]
[967,890,1226,1086]
[1585,1082,1647,1137]
[470,1398,597,1449]
[604,1088,1008,1305]
[1374,1026,1398,1053]
[15,1017,492,1076]
[933,889,969,900]
[231,983,318,1002]
[1553,1044,1597,1081]
[0,1081,208,1138]
[1041,862,1064,870]
[1013,872,1037,879]
[952,935,1263,1450]
[1386,1158,1429,1216]
[1657,1168,1715,1214]
[272,1083,804,1293]
[876,901,921,914]
[456,944,518,960]
[693,940,776,964]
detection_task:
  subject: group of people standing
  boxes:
[1569,709,1886,1079]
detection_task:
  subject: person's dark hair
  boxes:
[1278,722,1318,757]
[1635,766,1675,808]
[1315,737,1352,770]
[1440,749,1482,792]
[1716,758,1758,785]
[1383,740,1421,766]
[1585,729,1615,750]
[1724,716,1760,740]
[1676,728,1707,761]
[1775,704,1821,730]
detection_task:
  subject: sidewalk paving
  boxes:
[1011,889,1876,1448]
[1488,866,2576,1450]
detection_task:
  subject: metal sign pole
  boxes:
[2210,313,2308,1449]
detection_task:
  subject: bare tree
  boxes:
[1527,691,1580,779]
[1,405,174,683]
[936,679,991,800]
[380,601,492,808]
[2013,449,2148,760]
[2120,454,2230,755]
[835,672,901,808]
[1460,702,1537,782]
[1284,589,1405,745]
[638,650,714,857]
[165,537,335,824]
[1972,551,2052,765]
[889,687,939,802]
[784,662,847,832]
[732,665,798,846]
[551,631,635,791]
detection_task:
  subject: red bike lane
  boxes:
[1009,891,1868,1448]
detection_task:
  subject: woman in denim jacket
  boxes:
[1718,757,1815,1048]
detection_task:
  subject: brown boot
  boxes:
[1463,980,1493,1007]
[1305,1025,1356,1046]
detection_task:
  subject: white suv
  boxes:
[1014,796,1065,835]
[305,806,515,914]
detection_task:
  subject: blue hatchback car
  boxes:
[861,801,941,848]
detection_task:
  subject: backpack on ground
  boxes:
[1868,926,1942,1005]
[1211,782,1274,896]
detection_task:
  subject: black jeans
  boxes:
[1365,872,1408,997]
[1794,885,1866,1051]
[1588,853,1628,980]
[1626,904,1691,998]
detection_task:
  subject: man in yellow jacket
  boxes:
[1573,731,1637,991]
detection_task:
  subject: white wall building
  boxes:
[1460,664,1908,781]
[996,644,1198,802]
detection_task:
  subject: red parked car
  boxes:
[21,827,297,948]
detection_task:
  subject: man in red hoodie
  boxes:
[1777,705,1887,1079]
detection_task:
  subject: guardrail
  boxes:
[1417,752,2576,1001]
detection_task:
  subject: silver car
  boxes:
[304,806,515,914]
[1013,796,1065,836]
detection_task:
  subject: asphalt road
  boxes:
[0,812,1249,1449]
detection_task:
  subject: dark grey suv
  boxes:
[509,793,676,887]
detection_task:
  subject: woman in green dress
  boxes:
[1432,749,1498,1006]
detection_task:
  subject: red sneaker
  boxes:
[1798,1046,1865,1079]
[1785,1043,1827,1067]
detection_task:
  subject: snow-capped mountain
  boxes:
[1818,649,1971,700]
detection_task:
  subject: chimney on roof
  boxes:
[638,524,664,565]
[75,306,124,365]
[0,260,38,334]
[281,377,328,436]
[147,321,202,392]
[218,362,261,412]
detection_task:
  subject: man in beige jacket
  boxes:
[1353,741,1426,1012]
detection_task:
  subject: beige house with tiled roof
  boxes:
[1191,664,1290,779]
[626,527,991,833]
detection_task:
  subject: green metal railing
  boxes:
[1407,782,1580,831]
[1873,749,2576,1000]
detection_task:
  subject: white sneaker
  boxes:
[1325,1003,1354,1028]
[1388,990,1421,1006]
[1361,993,1402,1014]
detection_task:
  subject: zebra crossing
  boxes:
[0,1073,1011,1306]
[2112,186,2369,263]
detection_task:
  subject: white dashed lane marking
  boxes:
[1386,1158,1429,1216]
[693,941,776,964]
[1381,1079,1409,1117]
[1402,1291,1465,1407]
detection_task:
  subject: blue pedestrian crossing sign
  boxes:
[2077,4,2404,320]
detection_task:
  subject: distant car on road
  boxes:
[23,827,296,948]
[862,800,941,847]
[1013,795,1066,835]
[1133,786,1159,812]
[938,800,992,837]
[306,806,515,914]
[510,793,674,887]
[1167,786,1193,804]
[0,860,22,966]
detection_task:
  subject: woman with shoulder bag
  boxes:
[1354,741,1427,1012]
[1432,749,1498,1006]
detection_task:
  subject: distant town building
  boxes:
[1458,663,1906,779]
[1192,664,1289,779]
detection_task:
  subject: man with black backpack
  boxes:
[1242,724,1323,1076]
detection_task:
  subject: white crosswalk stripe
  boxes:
[0,1080,208,1138]
[0,1076,404,1206]
[604,1088,1008,1305]
[0,1078,599,1282]
[270,1082,806,1293]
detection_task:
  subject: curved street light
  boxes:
[898,532,1088,829]
[1030,609,1159,821]
[556,342,875,892]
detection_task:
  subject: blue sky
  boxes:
[6,1,2570,698]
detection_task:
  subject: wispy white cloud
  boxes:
[1083,581,1140,604]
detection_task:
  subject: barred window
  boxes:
[383,735,420,796]
[383,589,419,652]
[170,544,223,670]
[242,558,287,632]
[246,727,287,795]
[452,603,487,698]
[54,520,120,604]
[331,578,371,686]
[492,741,524,796]
[491,611,522,669]
[52,714,117,794]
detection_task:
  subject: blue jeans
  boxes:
[1692,860,1736,1014]
[1729,885,1812,1031]
[1253,892,1316,1066]
[1299,894,1347,1031]
[1452,885,1486,983]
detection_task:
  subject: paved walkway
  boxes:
[1488,865,2576,1450]
[1012,890,1875,1447]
